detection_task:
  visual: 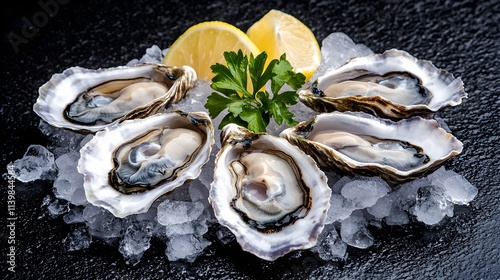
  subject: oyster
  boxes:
[78,110,214,218]
[280,112,463,184]
[34,63,196,132]
[299,49,466,119]
[209,124,331,261]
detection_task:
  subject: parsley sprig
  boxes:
[205,50,306,133]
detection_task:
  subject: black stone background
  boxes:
[0,0,499,279]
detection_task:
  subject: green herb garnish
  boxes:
[205,50,306,133]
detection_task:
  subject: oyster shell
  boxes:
[209,124,331,261]
[299,49,466,119]
[34,63,196,132]
[78,110,214,218]
[280,112,463,184]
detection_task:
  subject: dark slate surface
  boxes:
[1,0,498,279]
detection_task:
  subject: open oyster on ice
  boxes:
[78,110,214,218]
[299,49,466,119]
[209,124,331,261]
[280,112,463,184]
[34,63,196,132]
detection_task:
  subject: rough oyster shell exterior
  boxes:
[299,49,466,119]
[280,111,463,185]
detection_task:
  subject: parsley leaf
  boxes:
[205,92,230,118]
[239,106,267,133]
[205,50,306,133]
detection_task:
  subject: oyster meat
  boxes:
[78,110,214,218]
[209,124,331,261]
[280,111,463,184]
[34,63,196,132]
[299,49,466,119]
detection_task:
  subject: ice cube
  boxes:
[426,166,456,187]
[39,122,86,157]
[157,200,204,226]
[53,175,84,203]
[119,221,154,265]
[135,201,159,222]
[126,45,163,66]
[288,101,318,124]
[53,161,84,205]
[165,234,211,262]
[165,223,196,237]
[144,45,163,62]
[323,171,342,193]
[47,199,70,217]
[55,152,80,175]
[385,204,410,226]
[165,219,208,237]
[10,156,45,182]
[82,204,103,224]
[442,175,478,205]
[393,177,428,205]
[63,207,85,224]
[312,224,347,261]
[311,32,374,81]
[341,177,391,208]
[126,58,139,66]
[423,167,477,205]
[170,80,211,114]
[340,212,374,249]
[64,227,91,252]
[9,145,56,182]
[83,205,123,239]
[24,144,55,166]
[70,187,88,206]
[367,196,394,219]
[53,179,72,200]
[325,194,356,223]
[330,176,353,194]
[412,185,454,226]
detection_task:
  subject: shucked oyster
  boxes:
[34,63,196,132]
[299,49,466,119]
[78,111,214,218]
[209,124,331,261]
[280,112,463,184]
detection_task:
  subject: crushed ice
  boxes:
[6,33,478,264]
[9,145,55,182]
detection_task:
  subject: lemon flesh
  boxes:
[247,10,321,81]
[162,21,260,81]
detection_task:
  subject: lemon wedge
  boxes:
[247,10,321,81]
[162,21,260,81]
